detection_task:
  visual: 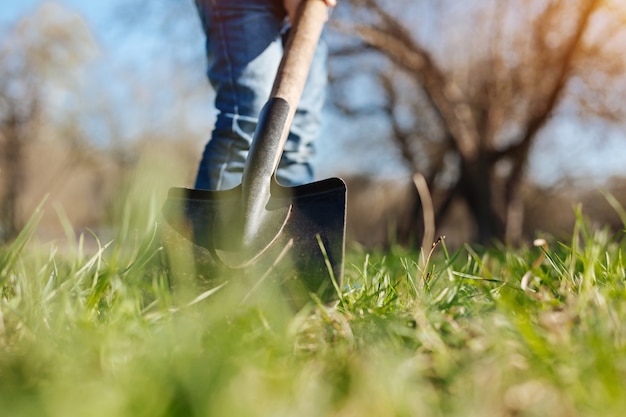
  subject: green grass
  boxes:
[3,187,626,416]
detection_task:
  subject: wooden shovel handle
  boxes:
[271,0,328,107]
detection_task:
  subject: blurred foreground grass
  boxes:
[3,159,626,416]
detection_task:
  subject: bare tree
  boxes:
[331,0,626,244]
[0,4,96,242]
[0,69,39,241]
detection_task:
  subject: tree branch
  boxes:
[352,0,481,162]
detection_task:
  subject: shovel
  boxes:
[162,0,346,304]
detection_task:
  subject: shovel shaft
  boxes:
[269,0,329,170]
[241,0,329,247]
[272,0,329,106]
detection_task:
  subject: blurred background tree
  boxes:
[0,2,206,245]
[330,0,626,244]
[0,4,96,241]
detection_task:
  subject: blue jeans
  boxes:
[194,0,328,190]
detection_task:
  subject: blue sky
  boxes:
[2,0,112,31]
[1,1,171,68]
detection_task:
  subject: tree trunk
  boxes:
[458,158,503,244]
[0,115,26,242]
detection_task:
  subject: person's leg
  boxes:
[194,0,285,190]
[194,0,328,190]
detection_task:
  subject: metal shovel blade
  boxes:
[162,177,346,302]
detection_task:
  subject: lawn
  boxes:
[2,193,626,416]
